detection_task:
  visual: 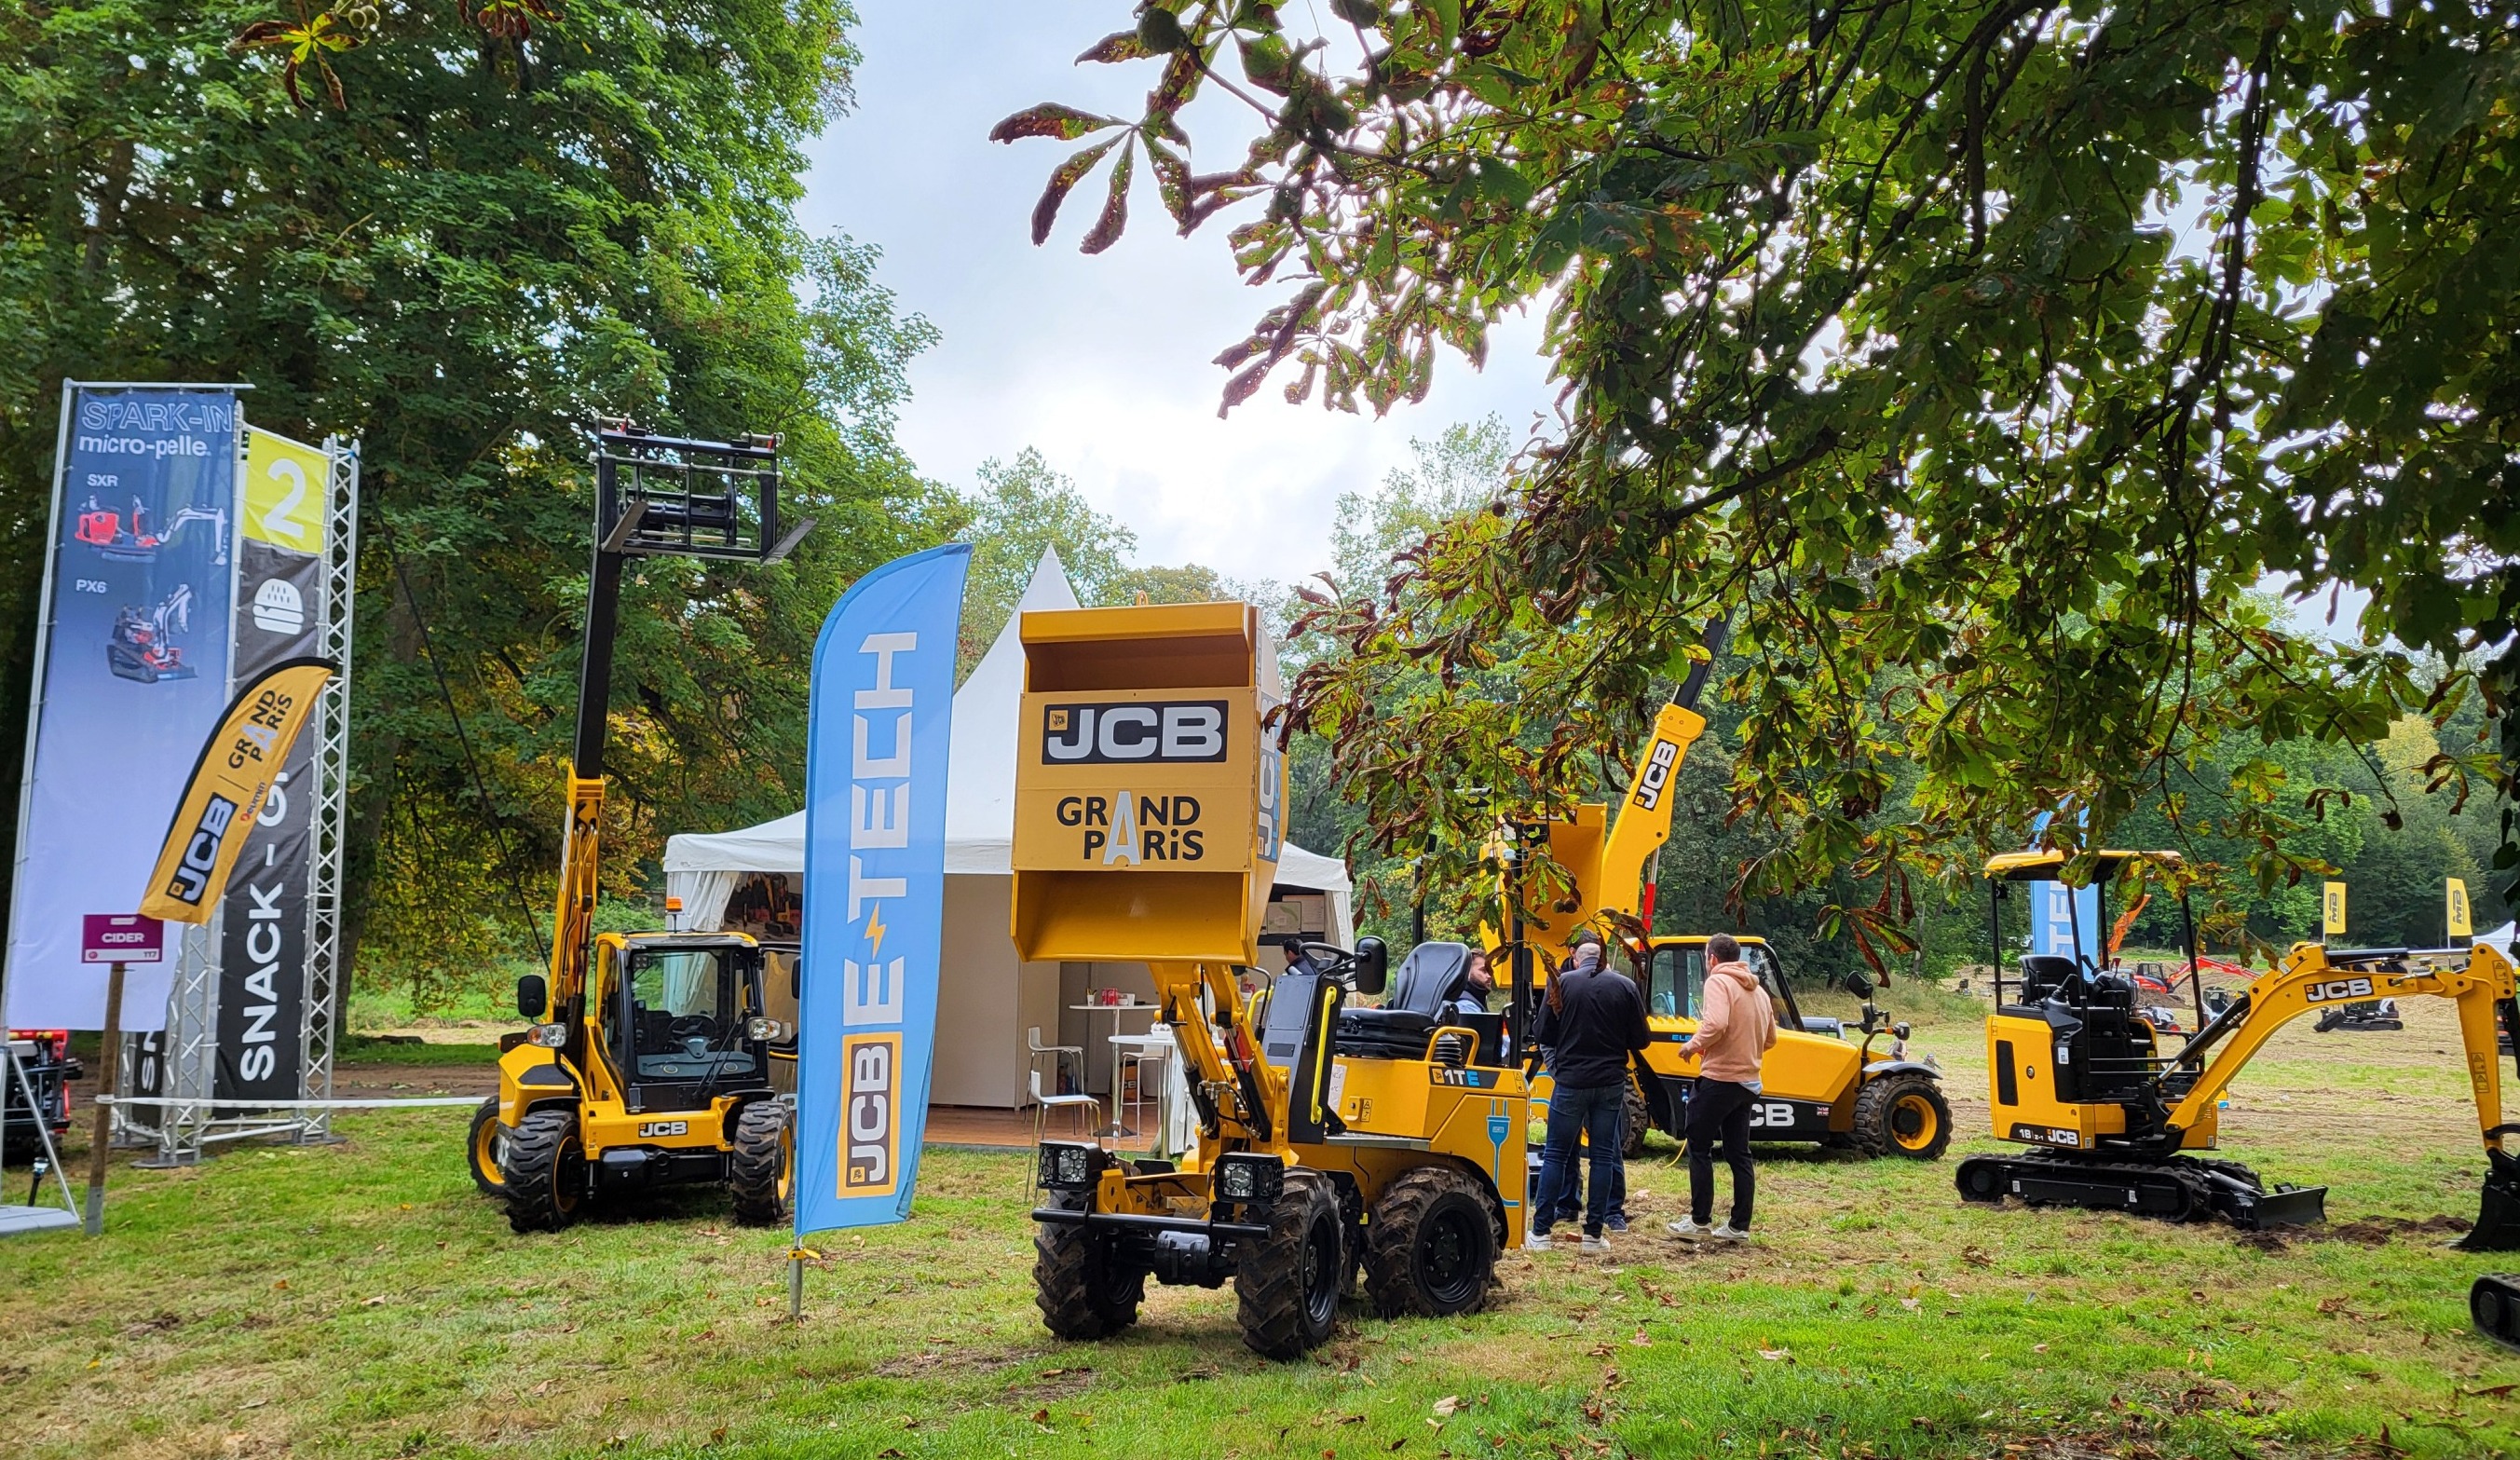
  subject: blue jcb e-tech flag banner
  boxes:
[796,544,970,1235]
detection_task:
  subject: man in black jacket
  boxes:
[1526,928,1651,1251]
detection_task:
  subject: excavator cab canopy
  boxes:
[1982,849,2183,882]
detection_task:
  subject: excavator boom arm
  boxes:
[2169,944,2518,1153]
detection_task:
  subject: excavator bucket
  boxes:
[2460,1146,2520,1252]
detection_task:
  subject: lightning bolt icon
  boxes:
[865,903,887,959]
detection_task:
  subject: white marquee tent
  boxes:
[663,550,1354,1109]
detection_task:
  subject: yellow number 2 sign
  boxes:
[243,427,329,553]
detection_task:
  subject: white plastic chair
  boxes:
[1029,1067,1103,1147]
[1028,1025,1084,1097]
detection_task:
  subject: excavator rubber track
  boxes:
[1955,1151,2326,1231]
[2472,1276,2520,1351]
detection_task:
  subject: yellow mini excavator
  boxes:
[470,426,815,1234]
[1956,850,2520,1246]
[1502,628,1952,1164]
[1013,602,1532,1359]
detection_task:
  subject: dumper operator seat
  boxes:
[1335,942,1471,1061]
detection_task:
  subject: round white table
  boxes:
[1068,1002,1159,1136]
[1109,1029,1177,1153]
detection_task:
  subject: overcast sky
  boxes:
[796,2,1556,592]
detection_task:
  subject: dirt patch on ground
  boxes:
[329,1063,494,1098]
[2237,1211,2473,1251]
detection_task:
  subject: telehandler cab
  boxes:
[470,425,814,1234]
[1013,602,1531,1359]
[1956,850,2520,1245]
[1500,629,1951,1163]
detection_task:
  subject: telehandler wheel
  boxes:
[501,1107,585,1233]
[1033,1189,1144,1340]
[1364,1166,1497,1320]
[1621,1083,1653,1160]
[728,1100,793,1225]
[1853,1071,1953,1160]
[1236,1171,1343,1358]
[467,1098,509,1199]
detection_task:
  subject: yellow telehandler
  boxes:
[1012,602,1532,1358]
[1956,850,2520,1244]
[469,425,814,1233]
[1503,639,1952,1164]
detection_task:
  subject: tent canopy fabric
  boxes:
[664,548,1354,928]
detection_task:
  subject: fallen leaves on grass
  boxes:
[1431,1396,1460,1420]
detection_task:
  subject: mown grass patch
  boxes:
[7,993,2516,1458]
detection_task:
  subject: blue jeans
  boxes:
[1534,1082,1626,1236]
[1550,1148,1628,1226]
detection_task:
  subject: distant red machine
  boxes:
[74,498,227,566]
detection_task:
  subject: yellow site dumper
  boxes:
[1013,601,1531,1358]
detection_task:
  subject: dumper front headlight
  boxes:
[745,1017,791,1042]
[526,1023,569,1049]
[1038,1140,1100,1191]
[1215,1153,1285,1204]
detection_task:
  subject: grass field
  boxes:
[9,988,2520,1459]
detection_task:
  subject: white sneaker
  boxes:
[1524,1230,1555,1251]
[1667,1218,1710,1240]
[1711,1224,1750,1243]
[1580,1232,1612,1253]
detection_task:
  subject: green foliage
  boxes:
[1006,0,2518,958]
[948,445,1288,673]
[0,0,936,1003]
[948,447,1140,669]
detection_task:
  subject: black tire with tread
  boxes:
[729,1100,793,1225]
[500,1106,584,1233]
[1033,1189,1145,1340]
[1621,1082,1652,1159]
[467,1097,508,1198]
[1235,1171,1342,1358]
[1364,1166,1498,1320]
[1853,1071,1953,1160]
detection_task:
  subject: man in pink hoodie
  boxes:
[1667,934,1778,1242]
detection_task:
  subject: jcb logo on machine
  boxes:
[1630,738,1682,811]
[1042,701,1228,764]
[2009,1122,2082,1147]
[1431,1068,1497,1088]
[1746,1101,1798,1129]
[2306,976,2376,1004]
[841,1032,902,1195]
[637,1120,688,1139]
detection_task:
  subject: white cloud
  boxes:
[797,1,1557,587]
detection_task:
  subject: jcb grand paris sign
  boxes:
[1009,601,1286,965]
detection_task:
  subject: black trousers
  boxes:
[1685,1077,1757,1229]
